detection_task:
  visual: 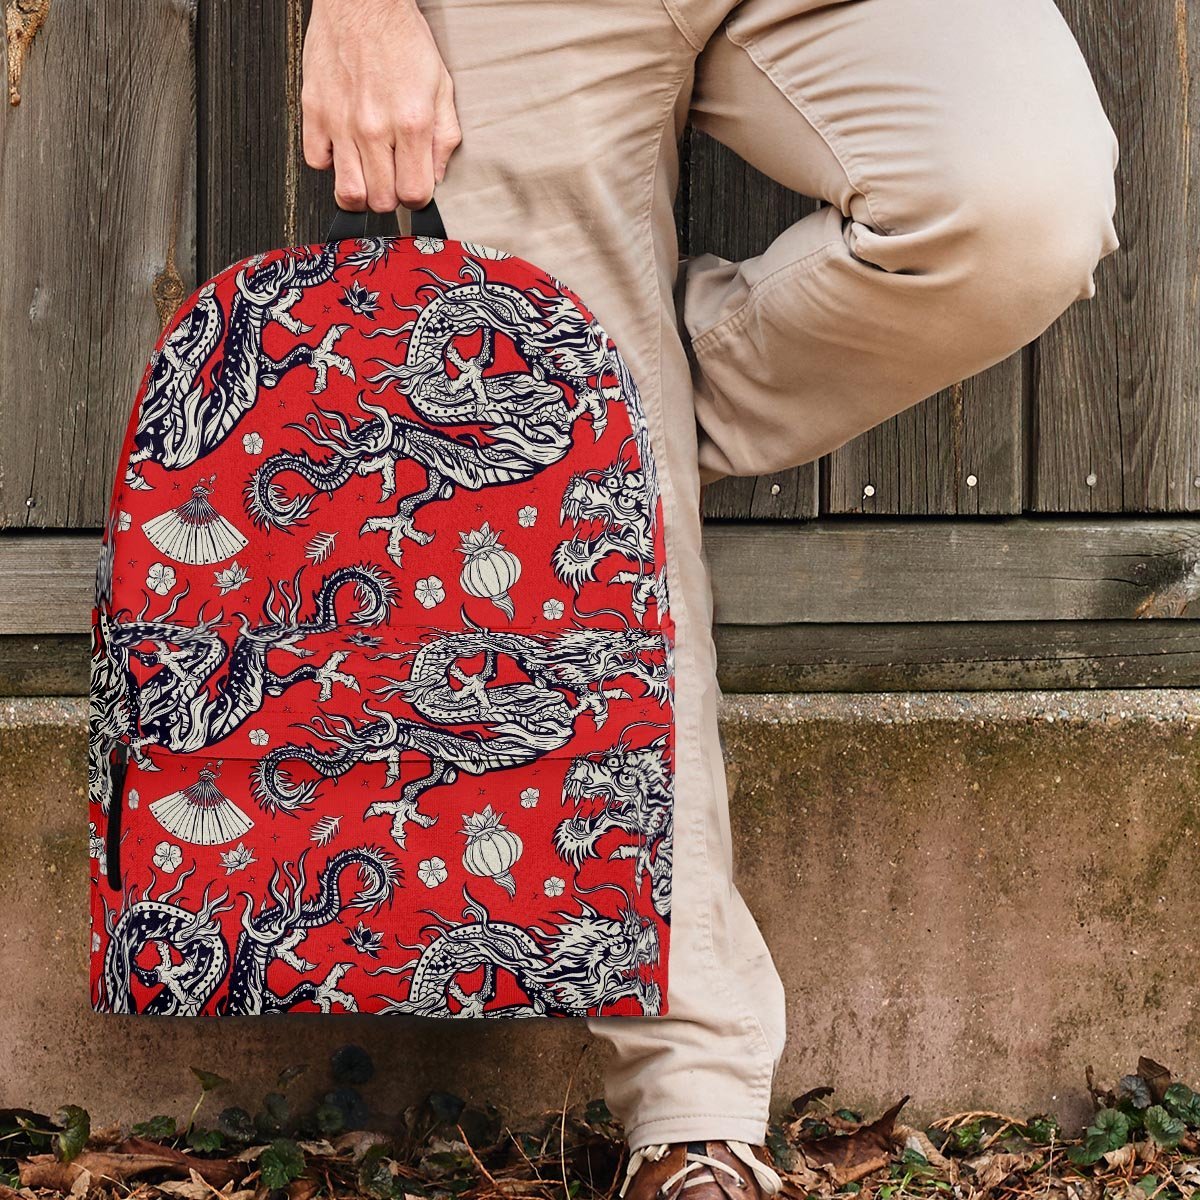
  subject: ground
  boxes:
[5,1051,1200,1200]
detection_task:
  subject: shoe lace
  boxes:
[619,1142,783,1199]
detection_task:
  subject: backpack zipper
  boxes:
[104,741,130,890]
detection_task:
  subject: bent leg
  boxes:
[686,0,1121,484]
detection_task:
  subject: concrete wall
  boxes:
[4,692,1200,1131]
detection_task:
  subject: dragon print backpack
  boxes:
[89,201,675,1018]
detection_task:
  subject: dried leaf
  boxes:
[1138,1057,1173,1105]
[800,1097,909,1185]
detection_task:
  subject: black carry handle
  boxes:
[325,197,447,242]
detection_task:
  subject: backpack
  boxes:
[88,202,676,1018]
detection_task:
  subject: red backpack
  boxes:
[89,203,676,1018]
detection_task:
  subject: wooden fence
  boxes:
[1,0,1198,694]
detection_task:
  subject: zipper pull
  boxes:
[104,741,130,891]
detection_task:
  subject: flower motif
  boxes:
[518,505,538,528]
[414,237,445,255]
[117,511,132,532]
[544,876,566,898]
[414,575,446,609]
[520,787,540,809]
[345,920,384,958]
[340,281,380,319]
[88,822,104,860]
[461,243,510,261]
[147,562,176,596]
[542,598,565,620]
[127,788,140,810]
[220,842,256,875]
[215,560,250,596]
[242,431,264,455]
[248,728,269,747]
[153,841,182,874]
[418,857,448,888]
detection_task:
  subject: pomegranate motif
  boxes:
[460,805,524,895]
[457,522,521,619]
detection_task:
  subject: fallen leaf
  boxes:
[1137,1057,1172,1105]
[800,1097,908,1185]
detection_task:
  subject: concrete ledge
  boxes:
[5,693,1200,1130]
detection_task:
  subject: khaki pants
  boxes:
[420,0,1120,1150]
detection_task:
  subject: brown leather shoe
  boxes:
[618,1140,784,1200]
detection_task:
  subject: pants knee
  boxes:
[894,145,1121,355]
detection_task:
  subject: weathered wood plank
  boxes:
[0,537,97,633]
[1032,0,1200,512]
[0,0,196,529]
[199,0,330,275]
[9,520,1200,635]
[823,358,1026,516]
[704,518,1200,623]
[715,620,1200,692]
[686,132,819,520]
[12,619,1200,698]
[0,636,89,696]
[700,520,1200,624]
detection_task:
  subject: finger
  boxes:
[431,80,462,183]
[393,110,436,209]
[301,88,334,170]
[358,127,401,212]
[303,116,334,171]
[331,138,368,211]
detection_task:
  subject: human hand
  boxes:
[302,0,461,212]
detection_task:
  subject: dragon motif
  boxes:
[97,848,398,1015]
[128,245,353,487]
[244,260,620,567]
[553,732,673,920]
[369,885,660,1017]
[89,565,396,806]
[251,612,671,841]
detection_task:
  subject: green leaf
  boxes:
[951,1121,984,1153]
[1091,1108,1131,1149]
[1145,1106,1186,1149]
[1163,1083,1200,1126]
[187,1128,224,1153]
[315,1102,345,1137]
[259,1138,306,1190]
[1120,1076,1154,1110]
[255,1092,289,1139]
[358,1145,397,1200]
[190,1068,230,1094]
[1069,1108,1131,1166]
[1137,1176,1160,1194]
[1023,1115,1061,1146]
[132,1115,177,1140]
[52,1107,90,1164]
[217,1107,256,1144]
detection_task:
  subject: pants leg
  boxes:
[418,0,788,1152]
[684,0,1122,485]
